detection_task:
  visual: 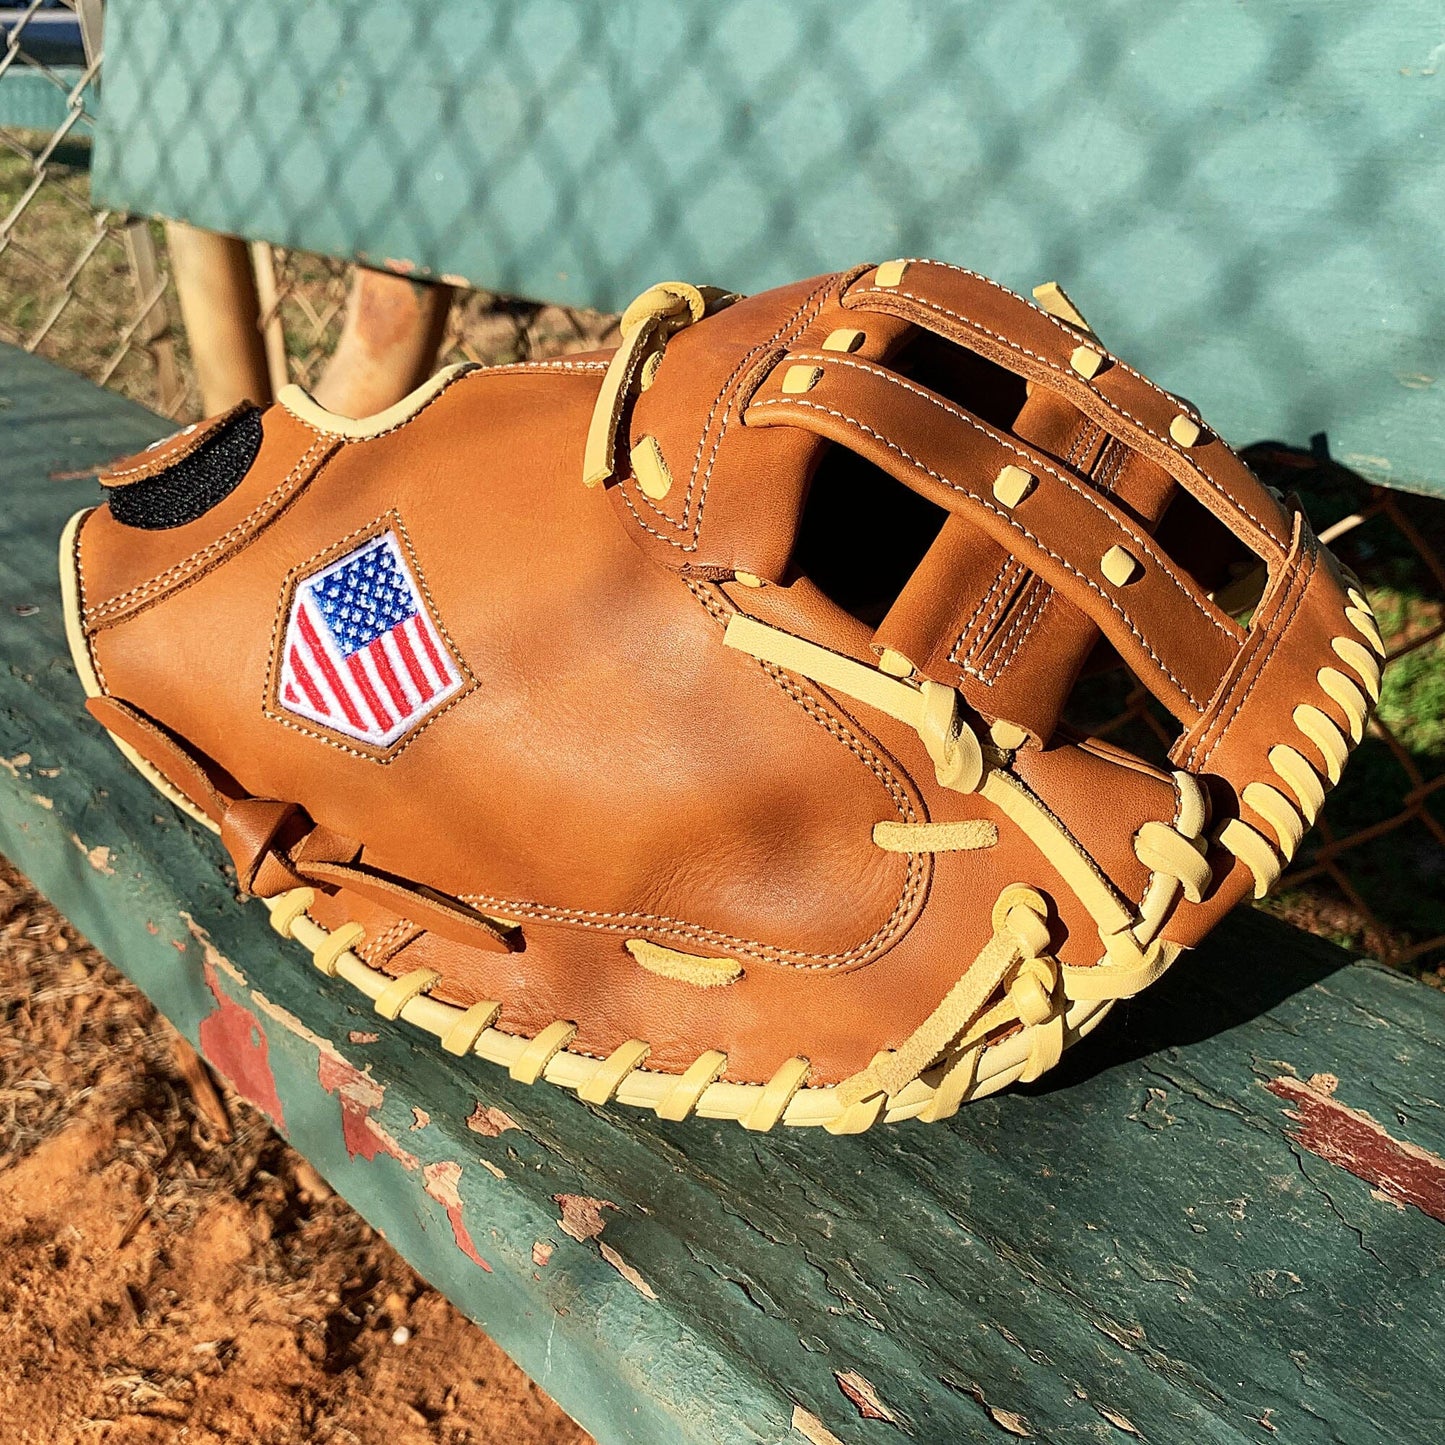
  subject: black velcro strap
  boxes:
[106,406,263,529]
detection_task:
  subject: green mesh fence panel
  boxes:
[90,0,1445,498]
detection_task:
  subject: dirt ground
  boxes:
[0,855,592,1445]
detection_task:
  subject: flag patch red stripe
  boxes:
[369,638,412,715]
[414,612,450,683]
[288,645,328,715]
[394,620,435,700]
[346,651,394,731]
[296,606,368,732]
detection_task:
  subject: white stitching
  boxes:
[981,582,1052,683]
[363,917,417,965]
[282,360,608,443]
[952,422,1101,678]
[751,396,1206,711]
[1187,537,1318,772]
[988,421,1109,678]
[73,510,109,692]
[453,584,929,973]
[488,359,610,372]
[103,408,241,482]
[85,437,336,626]
[93,365,607,622]
[787,352,1236,642]
[980,426,1102,682]
[953,559,1023,670]
[259,510,478,763]
[967,423,1096,680]
[848,275,1287,551]
[640,277,834,528]
[620,278,838,550]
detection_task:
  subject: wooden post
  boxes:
[120,218,183,415]
[311,265,455,419]
[163,221,272,415]
[250,240,292,401]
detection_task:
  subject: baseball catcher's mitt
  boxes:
[63,260,1380,1132]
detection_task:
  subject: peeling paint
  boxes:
[835,1369,898,1424]
[248,987,349,1068]
[180,911,246,984]
[245,992,426,1171]
[944,1379,1033,1438]
[1097,1404,1142,1435]
[1267,1075,1445,1223]
[479,1158,506,1181]
[532,1240,553,1267]
[555,1194,617,1243]
[791,1405,845,1445]
[549,1193,652,1295]
[467,1103,519,1137]
[599,1242,656,1301]
[422,1160,493,1272]
[317,1051,419,1170]
[410,1107,430,1130]
[69,833,114,874]
[198,959,285,1128]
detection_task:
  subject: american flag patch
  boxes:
[277,530,463,748]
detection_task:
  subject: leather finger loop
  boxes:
[89,692,520,955]
[221,797,308,893]
[218,794,519,955]
[302,859,521,954]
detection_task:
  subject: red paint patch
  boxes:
[198,961,284,1128]
[1267,1075,1445,1224]
[423,1161,492,1271]
[316,1052,419,1171]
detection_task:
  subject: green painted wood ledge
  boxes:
[1,344,1443,1443]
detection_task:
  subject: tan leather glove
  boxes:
[62,259,1381,1133]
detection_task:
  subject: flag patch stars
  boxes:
[277,529,463,749]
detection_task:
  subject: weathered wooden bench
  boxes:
[4,340,1444,1443]
[5,1,1445,1438]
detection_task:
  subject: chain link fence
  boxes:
[0,0,190,415]
[0,4,616,416]
[2,2,1441,980]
